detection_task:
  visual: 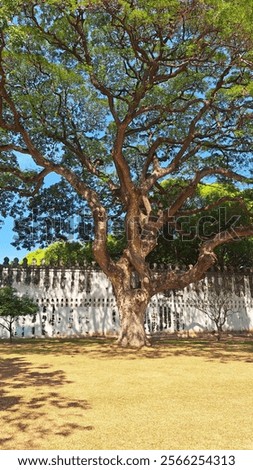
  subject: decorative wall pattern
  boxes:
[0,261,252,339]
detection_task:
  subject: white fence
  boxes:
[0,263,252,339]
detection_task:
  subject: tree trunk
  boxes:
[215,322,223,341]
[217,325,223,341]
[115,289,151,348]
[9,326,13,343]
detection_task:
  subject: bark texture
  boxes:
[115,289,151,348]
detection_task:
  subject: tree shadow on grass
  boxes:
[0,356,69,388]
[0,336,253,364]
[88,338,253,363]
[0,337,113,357]
[0,356,93,449]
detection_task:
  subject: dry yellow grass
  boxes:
[0,337,253,450]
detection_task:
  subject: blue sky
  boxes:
[0,217,28,263]
[0,153,60,263]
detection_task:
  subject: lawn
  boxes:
[0,337,253,450]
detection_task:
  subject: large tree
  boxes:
[0,0,253,347]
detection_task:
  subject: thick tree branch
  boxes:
[141,62,236,192]
[177,196,248,217]
[151,225,253,295]
[0,166,50,184]
[42,126,119,192]
[0,166,51,197]
[27,6,121,124]
[138,168,252,258]
[0,144,29,154]
[161,167,251,219]
[0,64,117,276]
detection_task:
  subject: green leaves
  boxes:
[23,241,93,265]
[202,0,253,38]
[0,286,38,317]
[23,236,126,265]
[0,0,252,269]
[0,286,38,340]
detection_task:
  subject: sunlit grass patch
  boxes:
[0,337,252,450]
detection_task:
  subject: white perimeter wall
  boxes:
[0,265,252,339]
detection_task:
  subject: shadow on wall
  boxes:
[190,297,251,333]
[0,267,252,338]
[227,308,251,330]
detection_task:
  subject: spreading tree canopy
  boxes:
[0,0,253,347]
